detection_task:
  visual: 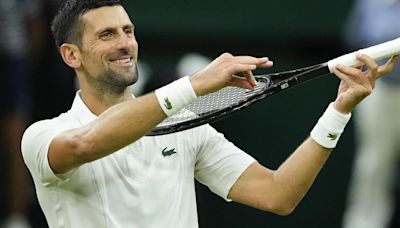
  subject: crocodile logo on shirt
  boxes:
[327,133,338,141]
[163,97,173,110]
[162,147,177,156]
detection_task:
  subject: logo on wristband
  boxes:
[327,133,338,141]
[163,97,173,110]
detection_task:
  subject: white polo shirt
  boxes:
[22,92,256,228]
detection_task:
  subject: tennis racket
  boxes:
[147,38,400,136]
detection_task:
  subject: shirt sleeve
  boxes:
[21,119,76,186]
[194,125,256,201]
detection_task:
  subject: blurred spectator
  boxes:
[341,0,400,228]
[0,0,43,227]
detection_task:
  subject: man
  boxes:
[21,0,398,227]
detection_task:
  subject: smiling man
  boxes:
[21,0,398,227]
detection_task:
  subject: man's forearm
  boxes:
[272,137,332,209]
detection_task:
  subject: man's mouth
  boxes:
[109,56,133,66]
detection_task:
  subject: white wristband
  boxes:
[310,103,352,149]
[155,76,198,116]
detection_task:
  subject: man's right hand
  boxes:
[189,53,273,97]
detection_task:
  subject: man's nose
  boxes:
[115,33,137,49]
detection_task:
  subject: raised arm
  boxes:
[228,54,399,215]
[48,53,273,174]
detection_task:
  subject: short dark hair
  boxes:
[51,0,123,47]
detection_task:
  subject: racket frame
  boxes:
[147,63,329,136]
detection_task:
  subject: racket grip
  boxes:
[327,37,400,72]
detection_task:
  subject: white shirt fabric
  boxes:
[22,92,256,228]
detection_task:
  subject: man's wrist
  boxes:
[310,102,352,148]
[333,100,353,115]
[155,76,198,116]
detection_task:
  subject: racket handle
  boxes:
[327,37,400,72]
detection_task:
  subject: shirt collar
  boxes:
[69,91,98,125]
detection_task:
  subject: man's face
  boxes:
[78,5,139,91]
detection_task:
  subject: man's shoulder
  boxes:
[24,112,78,138]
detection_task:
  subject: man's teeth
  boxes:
[113,58,131,64]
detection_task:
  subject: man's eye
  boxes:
[101,32,113,38]
[124,29,133,35]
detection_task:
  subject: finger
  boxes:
[356,53,378,76]
[226,58,273,75]
[232,56,270,66]
[332,65,358,85]
[230,75,255,90]
[377,55,400,78]
[243,70,257,87]
[257,60,274,68]
[335,64,363,78]
[226,63,257,75]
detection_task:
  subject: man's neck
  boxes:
[78,86,135,116]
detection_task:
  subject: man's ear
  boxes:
[60,43,81,68]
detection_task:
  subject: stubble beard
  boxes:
[88,64,139,95]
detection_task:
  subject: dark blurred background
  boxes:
[0,0,399,227]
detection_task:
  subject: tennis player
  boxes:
[21,0,399,227]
